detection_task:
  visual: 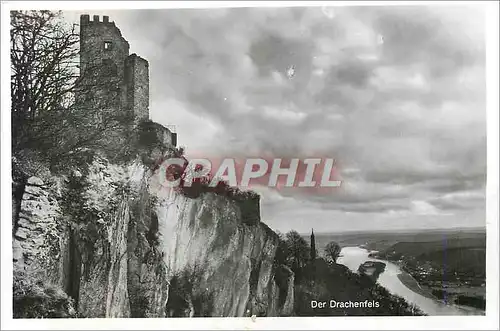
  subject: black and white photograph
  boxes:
[1,1,499,330]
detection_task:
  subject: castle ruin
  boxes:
[78,14,176,146]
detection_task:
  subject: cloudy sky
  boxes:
[65,5,486,233]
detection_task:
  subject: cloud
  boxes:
[63,5,487,232]
[429,190,486,211]
[410,200,442,216]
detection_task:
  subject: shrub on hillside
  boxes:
[13,271,76,318]
[166,161,260,202]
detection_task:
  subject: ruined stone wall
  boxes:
[125,54,149,121]
[235,194,261,226]
[156,125,177,147]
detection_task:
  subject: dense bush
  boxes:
[162,159,260,202]
[137,120,162,149]
[13,271,76,318]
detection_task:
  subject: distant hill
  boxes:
[305,227,486,256]
[309,226,486,237]
[372,236,486,281]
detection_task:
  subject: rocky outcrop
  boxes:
[12,156,294,318]
[13,270,77,318]
[151,178,293,317]
[69,159,170,317]
[12,176,68,287]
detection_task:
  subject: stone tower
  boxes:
[78,14,176,146]
[78,14,149,121]
[77,15,177,146]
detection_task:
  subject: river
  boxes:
[336,246,484,316]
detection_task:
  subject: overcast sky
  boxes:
[65,5,486,233]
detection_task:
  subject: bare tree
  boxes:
[11,10,133,231]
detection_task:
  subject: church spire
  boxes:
[310,228,317,260]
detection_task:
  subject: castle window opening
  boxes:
[104,41,112,50]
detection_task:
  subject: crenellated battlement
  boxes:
[80,14,113,25]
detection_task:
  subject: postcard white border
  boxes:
[1,1,498,330]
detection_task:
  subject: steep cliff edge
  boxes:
[12,155,294,318]
[153,185,293,317]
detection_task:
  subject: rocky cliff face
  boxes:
[153,185,293,317]
[12,155,294,317]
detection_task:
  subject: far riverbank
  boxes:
[397,273,436,300]
[337,246,485,315]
